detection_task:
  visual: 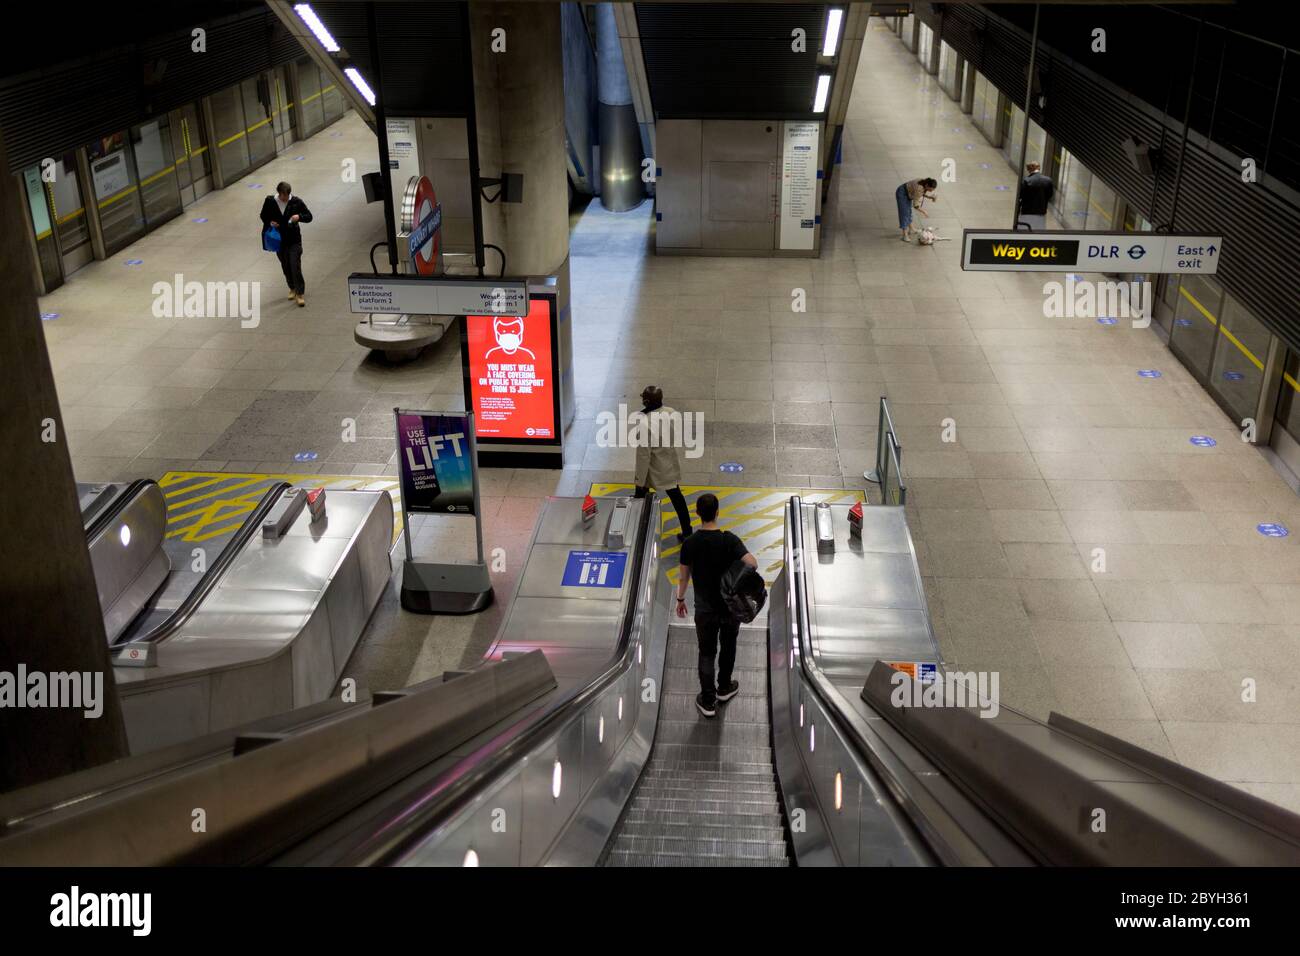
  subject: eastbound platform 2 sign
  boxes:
[960,230,1222,274]
[348,274,529,317]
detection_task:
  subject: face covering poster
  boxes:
[465,298,556,440]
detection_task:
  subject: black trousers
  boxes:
[695,610,739,702]
[635,484,693,538]
[276,242,305,295]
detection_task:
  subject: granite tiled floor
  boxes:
[40,24,1300,811]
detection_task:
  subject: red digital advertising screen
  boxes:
[465,298,557,441]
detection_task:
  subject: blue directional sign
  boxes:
[1176,318,1193,327]
[192,217,208,223]
[562,550,627,589]
[1189,436,1217,447]
[293,451,318,462]
[40,312,59,321]
[1223,370,1245,381]
[124,258,143,266]
[1097,317,1117,326]
[1138,369,1162,378]
[1257,523,1290,538]
[719,461,745,473]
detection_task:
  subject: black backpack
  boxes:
[720,560,767,623]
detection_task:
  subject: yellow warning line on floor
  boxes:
[159,471,402,544]
[589,482,865,586]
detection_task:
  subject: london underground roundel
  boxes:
[405,175,442,276]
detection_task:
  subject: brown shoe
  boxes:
[295,295,305,307]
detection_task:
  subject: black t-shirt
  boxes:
[681,529,748,614]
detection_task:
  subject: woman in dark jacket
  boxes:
[259,181,313,306]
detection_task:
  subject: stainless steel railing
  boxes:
[863,396,907,505]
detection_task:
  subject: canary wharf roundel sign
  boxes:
[401,175,442,276]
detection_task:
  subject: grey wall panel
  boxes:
[701,120,778,251]
[655,119,702,249]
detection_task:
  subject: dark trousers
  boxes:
[635,484,693,538]
[695,609,739,702]
[277,242,305,294]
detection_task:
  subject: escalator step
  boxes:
[662,666,767,695]
[653,718,773,748]
[623,799,782,819]
[666,641,766,670]
[667,628,766,649]
[614,821,787,844]
[637,773,779,795]
[646,742,773,765]
[659,692,770,724]
[605,851,789,868]
[607,834,789,862]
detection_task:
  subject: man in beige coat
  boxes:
[631,386,694,543]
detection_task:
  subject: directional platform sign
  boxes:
[347,274,529,317]
[562,550,627,589]
[960,231,1222,275]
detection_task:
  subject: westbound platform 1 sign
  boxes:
[960,230,1222,274]
[347,274,529,317]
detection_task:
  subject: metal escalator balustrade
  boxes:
[297,493,667,866]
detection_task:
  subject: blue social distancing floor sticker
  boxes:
[563,550,627,588]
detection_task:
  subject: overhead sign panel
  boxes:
[347,274,528,317]
[961,231,1222,274]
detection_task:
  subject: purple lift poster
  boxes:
[395,411,476,515]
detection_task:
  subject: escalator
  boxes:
[79,479,290,650]
[8,492,1300,865]
[603,623,789,867]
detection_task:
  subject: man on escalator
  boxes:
[675,493,758,718]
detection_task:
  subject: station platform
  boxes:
[34,24,1300,815]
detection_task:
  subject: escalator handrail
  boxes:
[328,493,660,865]
[784,496,1012,865]
[121,481,291,647]
[83,479,152,540]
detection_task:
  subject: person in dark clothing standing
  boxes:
[259,181,313,307]
[1018,162,1055,232]
[676,493,758,718]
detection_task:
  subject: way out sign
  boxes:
[562,550,627,589]
[961,230,1222,274]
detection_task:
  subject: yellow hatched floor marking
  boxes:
[590,483,866,584]
[159,471,404,545]
[166,476,266,511]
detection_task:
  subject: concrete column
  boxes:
[469,2,570,277]
[0,129,129,792]
[595,3,644,211]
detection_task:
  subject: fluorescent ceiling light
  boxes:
[345,67,376,106]
[813,74,831,113]
[823,8,844,57]
[294,4,340,52]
